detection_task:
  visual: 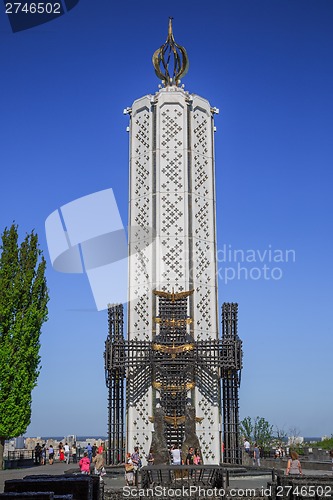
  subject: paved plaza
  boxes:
[1,461,332,494]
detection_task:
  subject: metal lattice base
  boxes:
[104,300,243,464]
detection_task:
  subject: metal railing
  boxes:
[141,464,227,489]
[7,450,35,461]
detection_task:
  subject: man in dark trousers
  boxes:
[186,447,194,465]
[34,443,42,465]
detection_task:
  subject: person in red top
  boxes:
[59,443,65,462]
[79,451,91,475]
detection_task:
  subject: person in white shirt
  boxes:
[64,442,70,464]
[170,444,182,465]
[244,439,250,454]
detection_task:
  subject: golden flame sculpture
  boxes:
[152,18,189,87]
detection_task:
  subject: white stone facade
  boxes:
[127,86,221,464]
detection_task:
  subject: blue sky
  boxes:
[1,0,332,439]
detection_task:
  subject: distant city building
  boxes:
[14,436,25,449]
[288,436,304,446]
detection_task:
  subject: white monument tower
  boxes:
[126,19,221,464]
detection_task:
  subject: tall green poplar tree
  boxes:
[240,416,274,450]
[0,224,49,468]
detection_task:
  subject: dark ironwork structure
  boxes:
[221,303,242,464]
[141,464,226,489]
[104,296,242,464]
[152,289,195,447]
[104,304,125,465]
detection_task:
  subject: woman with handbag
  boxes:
[93,450,106,476]
[125,452,134,486]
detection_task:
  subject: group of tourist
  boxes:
[243,438,305,475]
[34,441,108,473]
[124,444,203,486]
[33,440,106,476]
[170,444,201,466]
[34,442,77,465]
[243,439,261,466]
